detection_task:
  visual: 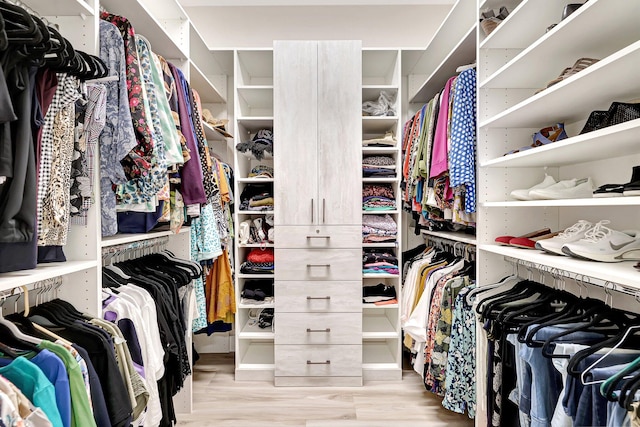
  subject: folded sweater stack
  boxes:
[363,155,396,178]
[363,249,398,275]
[363,184,396,211]
[362,214,397,243]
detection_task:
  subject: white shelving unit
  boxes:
[361,48,403,381]
[233,48,276,381]
[406,0,476,104]
[421,230,477,246]
[477,1,640,424]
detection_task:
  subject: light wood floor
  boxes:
[177,353,475,427]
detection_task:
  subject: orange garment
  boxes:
[205,249,236,324]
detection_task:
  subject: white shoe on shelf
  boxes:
[535,220,593,256]
[561,220,640,262]
[510,174,557,201]
[529,177,594,200]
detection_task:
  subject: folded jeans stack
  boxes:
[362,214,397,243]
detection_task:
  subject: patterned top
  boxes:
[448,68,477,213]
[101,12,154,179]
[442,284,476,418]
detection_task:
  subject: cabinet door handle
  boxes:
[311,198,314,223]
[306,264,330,268]
[307,360,331,365]
[306,296,331,300]
[322,198,326,223]
[306,235,330,239]
[306,328,331,333]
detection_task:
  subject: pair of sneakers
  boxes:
[510,175,594,200]
[536,220,640,263]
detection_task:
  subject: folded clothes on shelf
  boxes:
[363,184,396,211]
[363,155,396,177]
[363,248,398,275]
[363,283,397,303]
[363,214,397,243]
[362,132,397,147]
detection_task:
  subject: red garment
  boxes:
[247,248,274,264]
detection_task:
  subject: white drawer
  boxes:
[275,226,360,249]
[275,249,361,281]
[275,345,362,377]
[275,281,362,313]
[275,313,362,345]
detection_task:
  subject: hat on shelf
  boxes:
[252,129,273,146]
[249,165,274,179]
[201,109,233,138]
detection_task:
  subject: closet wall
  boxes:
[477,0,640,424]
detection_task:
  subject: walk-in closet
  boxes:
[0,0,638,426]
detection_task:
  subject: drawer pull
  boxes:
[306,328,331,333]
[306,235,331,239]
[307,360,331,365]
[307,264,330,268]
[306,296,331,300]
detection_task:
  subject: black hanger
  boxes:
[0,341,19,359]
[0,11,8,51]
[0,2,38,41]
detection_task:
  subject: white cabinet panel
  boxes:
[275,248,361,281]
[274,41,318,226]
[274,225,360,249]
[274,345,362,377]
[275,281,362,313]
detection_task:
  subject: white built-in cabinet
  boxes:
[477,0,640,424]
[273,40,363,386]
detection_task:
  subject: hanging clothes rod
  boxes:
[503,256,640,301]
[101,235,170,265]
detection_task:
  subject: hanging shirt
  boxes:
[98,20,137,236]
[430,76,456,178]
[100,12,154,179]
[448,68,477,213]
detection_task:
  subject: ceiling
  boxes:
[179,0,454,6]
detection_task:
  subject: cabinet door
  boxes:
[317,41,362,226]
[274,41,319,225]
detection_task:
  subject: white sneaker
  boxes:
[561,220,640,262]
[529,177,594,200]
[510,174,557,201]
[535,220,593,255]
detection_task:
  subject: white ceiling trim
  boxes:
[179,0,454,6]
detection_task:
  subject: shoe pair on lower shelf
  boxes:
[496,220,640,263]
[510,174,594,200]
[593,165,640,197]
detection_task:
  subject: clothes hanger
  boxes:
[0,287,41,345]
[600,355,640,402]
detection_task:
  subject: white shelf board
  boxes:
[363,315,398,338]
[237,117,274,133]
[239,321,274,340]
[237,211,274,215]
[362,341,399,365]
[0,261,98,292]
[362,243,398,248]
[362,147,400,155]
[480,244,640,289]
[362,86,398,102]
[480,0,571,50]
[421,230,477,245]
[202,122,228,143]
[483,197,640,208]
[362,117,399,134]
[238,274,274,279]
[236,50,273,84]
[28,0,94,15]
[362,177,398,183]
[363,303,399,309]
[101,0,188,59]
[101,227,190,247]
[480,41,640,129]
[363,273,399,279]
[238,178,274,184]
[482,119,640,168]
[409,25,476,104]
[238,341,275,366]
[238,302,275,309]
[238,243,274,248]
[237,87,274,111]
[362,210,399,215]
[362,49,399,85]
[481,0,640,89]
[189,61,226,104]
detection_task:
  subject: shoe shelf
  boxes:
[406,0,476,103]
[480,0,640,89]
[238,243,275,248]
[479,40,640,129]
[478,0,521,14]
[237,211,275,215]
[480,0,568,50]
[238,301,275,309]
[421,229,477,245]
[481,119,640,168]
[480,244,640,290]
[483,197,640,208]
[239,320,274,340]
